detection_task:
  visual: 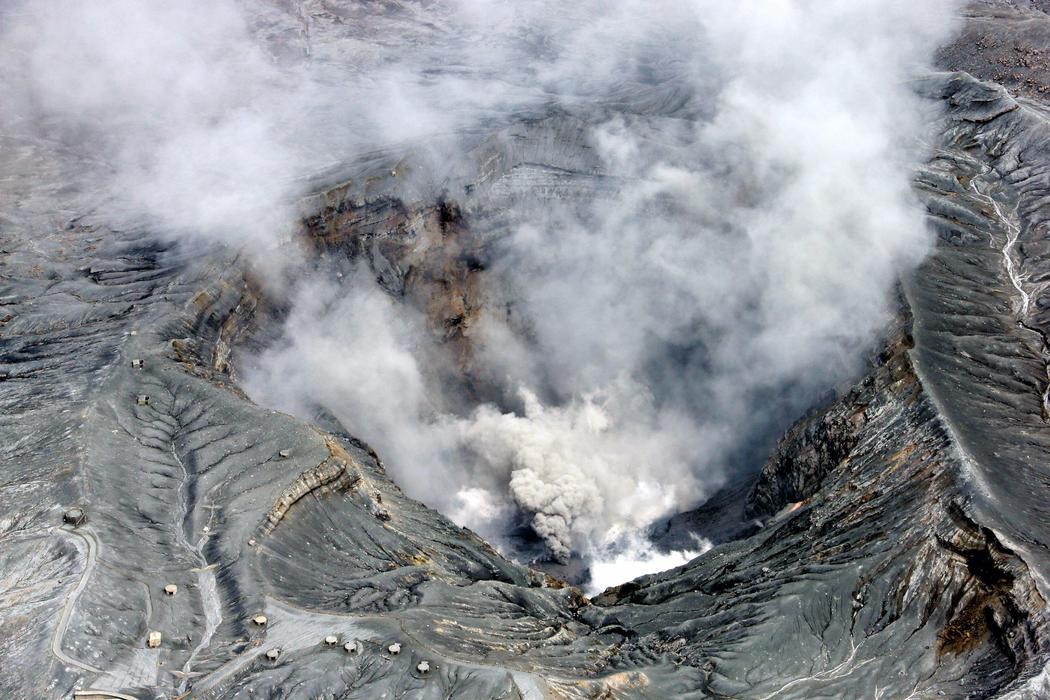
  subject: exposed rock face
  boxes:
[4,2,1050,699]
[938,0,1050,100]
[303,193,487,389]
[614,305,1047,696]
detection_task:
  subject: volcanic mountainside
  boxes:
[4,2,1050,699]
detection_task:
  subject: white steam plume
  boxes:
[1,1,962,582]
[586,533,713,598]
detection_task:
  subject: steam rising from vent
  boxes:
[460,389,699,561]
[1,1,962,577]
[586,533,713,598]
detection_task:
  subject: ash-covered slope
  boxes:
[4,1,1050,699]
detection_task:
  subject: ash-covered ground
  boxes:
[3,1,1050,698]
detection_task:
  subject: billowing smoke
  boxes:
[0,0,524,263]
[1,1,302,251]
[1,1,961,581]
[442,0,961,562]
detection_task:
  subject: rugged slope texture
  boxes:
[4,3,1050,700]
